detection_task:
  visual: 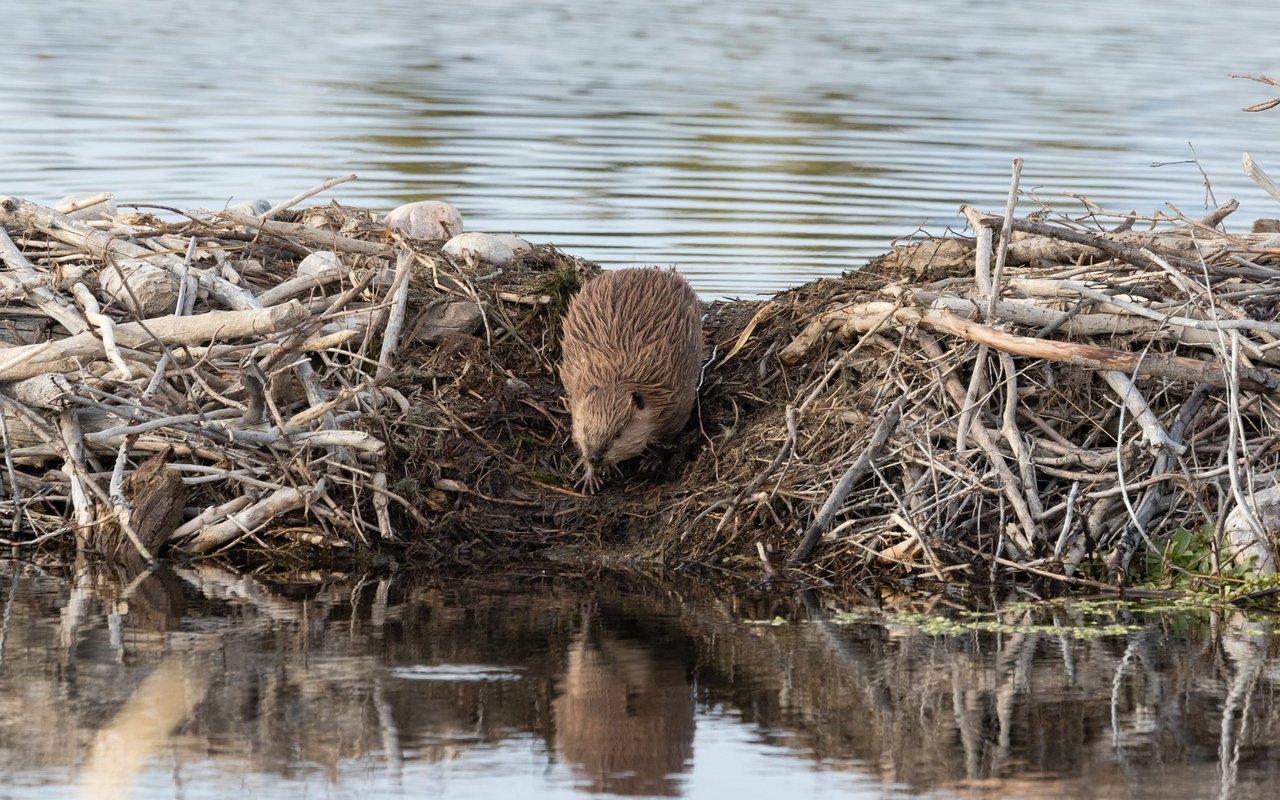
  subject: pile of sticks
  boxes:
[0,178,422,562]
[689,164,1280,588]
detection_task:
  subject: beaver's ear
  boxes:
[631,391,646,410]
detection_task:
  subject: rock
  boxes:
[383,200,463,241]
[505,376,532,395]
[55,192,117,222]
[442,232,532,266]
[414,299,484,344]
[226,199,272,216]
[297,250,343,277]
[1224,483,1280,575]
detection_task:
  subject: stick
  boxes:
[55,192,113,215]
[988,158,1023,321]
[167,496,253,541]
[376,250,414,381]
[373,471,394,541]
[100,441,158,566]
[260,174,357,220]
[1242,153,1280,205]
[1101,370,1186,455]
[58,412,94,536]
[0,402,20,535]
[998,351,1044,520]
[256,267,347,306]
[967,209,1206,273]
[217,209,391,257]
[958,207,994,452]
[70,283,133,380]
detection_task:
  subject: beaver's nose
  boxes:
[587,450,605,466]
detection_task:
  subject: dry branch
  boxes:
[781,302,1280,393]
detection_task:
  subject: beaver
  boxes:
[560,267,703,493]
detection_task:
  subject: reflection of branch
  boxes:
[170,563,312,624]
[1220,632,1265,800]
[79,655,209,800]
[373,677,404,783]
[0,561,17,665]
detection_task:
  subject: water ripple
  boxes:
[1,0,1277,296]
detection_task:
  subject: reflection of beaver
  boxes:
[553,628,694,796]
[559,268,703,493]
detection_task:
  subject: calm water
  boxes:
[2,0,1280,296]
[3,561,1280,799]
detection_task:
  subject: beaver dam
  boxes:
[0,173,1278,597]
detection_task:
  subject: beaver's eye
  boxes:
[587,384,599,394]
[614,431,623,440]
[631,391,645,410]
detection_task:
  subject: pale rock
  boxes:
[414,299,484,344]
[443,232,533,266]
[297,251,343,277]
[383,200,463,241]
[55,192,117,221]
[1224,483,1280,575]
[226,199,272,217]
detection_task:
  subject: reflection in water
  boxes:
[4,562,1280,798]
[79,655,209,800]
[554,612,694,796]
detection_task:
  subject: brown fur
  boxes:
[560,267,703,491]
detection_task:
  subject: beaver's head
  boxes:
[571,382,665,490]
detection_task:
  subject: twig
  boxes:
[178,480,326,554]
[260,174,358,221]
[987,158,1023,321]
[1101,371,1185,455]
[0,401,20,536]
[55,192,113,215]
[957,207,994,452]
[70,283,133,380]
[1242,153,1280,205]
[376,249,414,381]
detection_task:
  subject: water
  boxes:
[2,0,1279,296]
[4,561,1280,799]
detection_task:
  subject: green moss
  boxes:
[535,261,589,323]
